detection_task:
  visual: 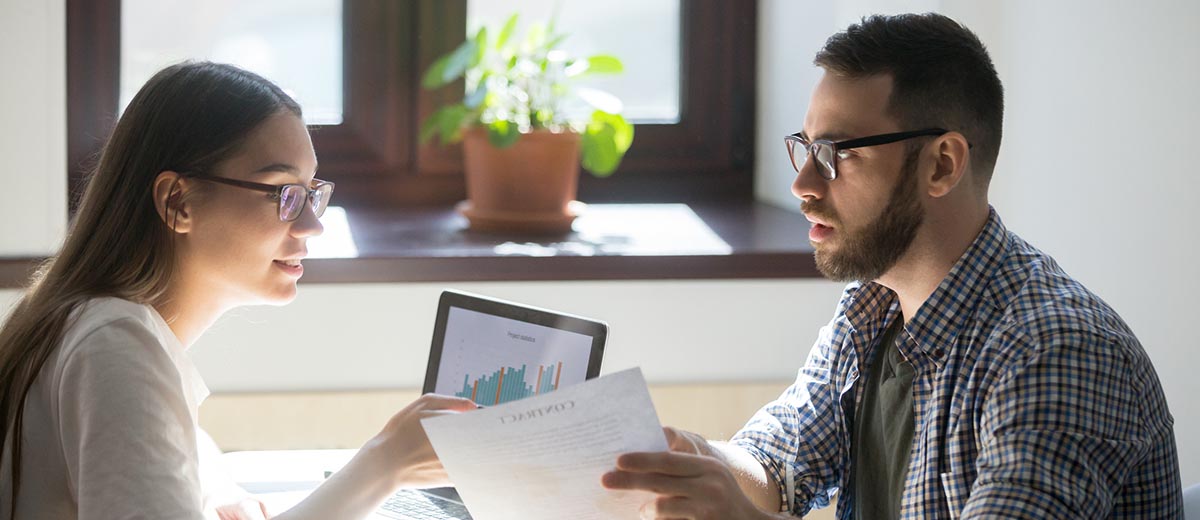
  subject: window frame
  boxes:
[66,0,758,210]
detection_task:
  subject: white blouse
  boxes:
[0,297,245,519]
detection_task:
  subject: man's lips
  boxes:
[809,222,834,242]
[804,213,836,242]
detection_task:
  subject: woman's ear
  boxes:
[152,171,193,233]
[925,131,971,198]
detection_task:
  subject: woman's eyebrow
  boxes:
[252,163,300,175]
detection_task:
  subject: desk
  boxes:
[224,449,837,520]
[223,450,477,520]
[222,449,356,515]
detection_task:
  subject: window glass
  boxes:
[121,0,343,125]
[467,0,681,123]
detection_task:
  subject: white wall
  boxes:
[0,0,66,255]
[968,0,1200,489]
[3,0,1197,488]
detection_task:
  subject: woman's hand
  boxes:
[213,498,269,519]
[369,393,478,489]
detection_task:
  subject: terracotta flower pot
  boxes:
[458,128,583,233]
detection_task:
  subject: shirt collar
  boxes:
[147,306,211,418]
[842,207,1010,369]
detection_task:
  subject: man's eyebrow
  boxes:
[811,131,854,142]
[796,130,854,142]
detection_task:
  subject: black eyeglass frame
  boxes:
[188,174,335,222]
[784,128,962,181]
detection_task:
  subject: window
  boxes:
[466,0,682,123]
[121,0,344,125]
[67,0,757,210]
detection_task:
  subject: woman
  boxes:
[0,62,475,519]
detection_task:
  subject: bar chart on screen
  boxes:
[456,361,566,406]
[433,306,593,403]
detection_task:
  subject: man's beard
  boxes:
[804,150,924,283]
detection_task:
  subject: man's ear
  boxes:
[925,131,971,198]
[152,171,193,233]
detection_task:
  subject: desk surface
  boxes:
[223,448,358,494]
[223,449,359,516]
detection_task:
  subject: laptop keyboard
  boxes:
[376,489,471,519]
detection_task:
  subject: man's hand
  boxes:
[601,427,775,520]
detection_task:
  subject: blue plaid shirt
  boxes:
[731,208,1182,519]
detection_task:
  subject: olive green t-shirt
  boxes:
[850,317,915,520]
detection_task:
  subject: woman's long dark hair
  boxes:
[0,61,301,514]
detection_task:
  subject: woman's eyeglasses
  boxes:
[189,174,335,222]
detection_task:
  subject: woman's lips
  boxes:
[273,259,304,277]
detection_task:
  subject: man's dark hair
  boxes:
[815,13,1004,184]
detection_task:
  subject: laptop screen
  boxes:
[423,291,607,406]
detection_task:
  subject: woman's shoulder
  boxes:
[59,297,172,360]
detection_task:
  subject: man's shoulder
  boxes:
[979,231,1142,367]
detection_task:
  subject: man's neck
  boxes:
[876,204,990,322]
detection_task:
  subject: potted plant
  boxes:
[421,13,634,233]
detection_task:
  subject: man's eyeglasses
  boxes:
[190,174,335,222]
[784,128,951,181]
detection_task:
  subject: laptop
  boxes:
[373,290,609,520]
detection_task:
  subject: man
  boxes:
[602,13,1182,519]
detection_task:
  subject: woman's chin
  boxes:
[245,283,299,307]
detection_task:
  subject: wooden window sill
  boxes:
[0,201,818,288]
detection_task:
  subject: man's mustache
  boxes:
[800,201,838,225]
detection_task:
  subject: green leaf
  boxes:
[582,124,619,176]
[533,108,553,128]
[464,73,489,109]
[421,54,452,89]
[472,26,488,68]
[420,105,458,144]
[420,104,472,145]
[581,111,634,176]
[524,23,546,52]
[584,55,623,74]
[605,112,634,153]
[419,111,442,144]
[487,119,522,148]
[440,105,472,144]
[543,34,568,52]
[496,13,519,50]
[422,40,477,89]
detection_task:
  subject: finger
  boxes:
[256,499,271,519]
[420,408,475,420]
[641,495,695,519]
[417,393,479,411]
[662,426,687,451]
[616,451,711,477]
[664,427,705,455]
[602,469,700,497]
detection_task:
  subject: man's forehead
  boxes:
[803,72,897,139]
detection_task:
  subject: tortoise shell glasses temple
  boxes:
[182,174,335,220]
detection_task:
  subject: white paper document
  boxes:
[421,367,668,519]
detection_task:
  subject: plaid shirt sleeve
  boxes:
[730,314,848,516]
[963,319,1181,519]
